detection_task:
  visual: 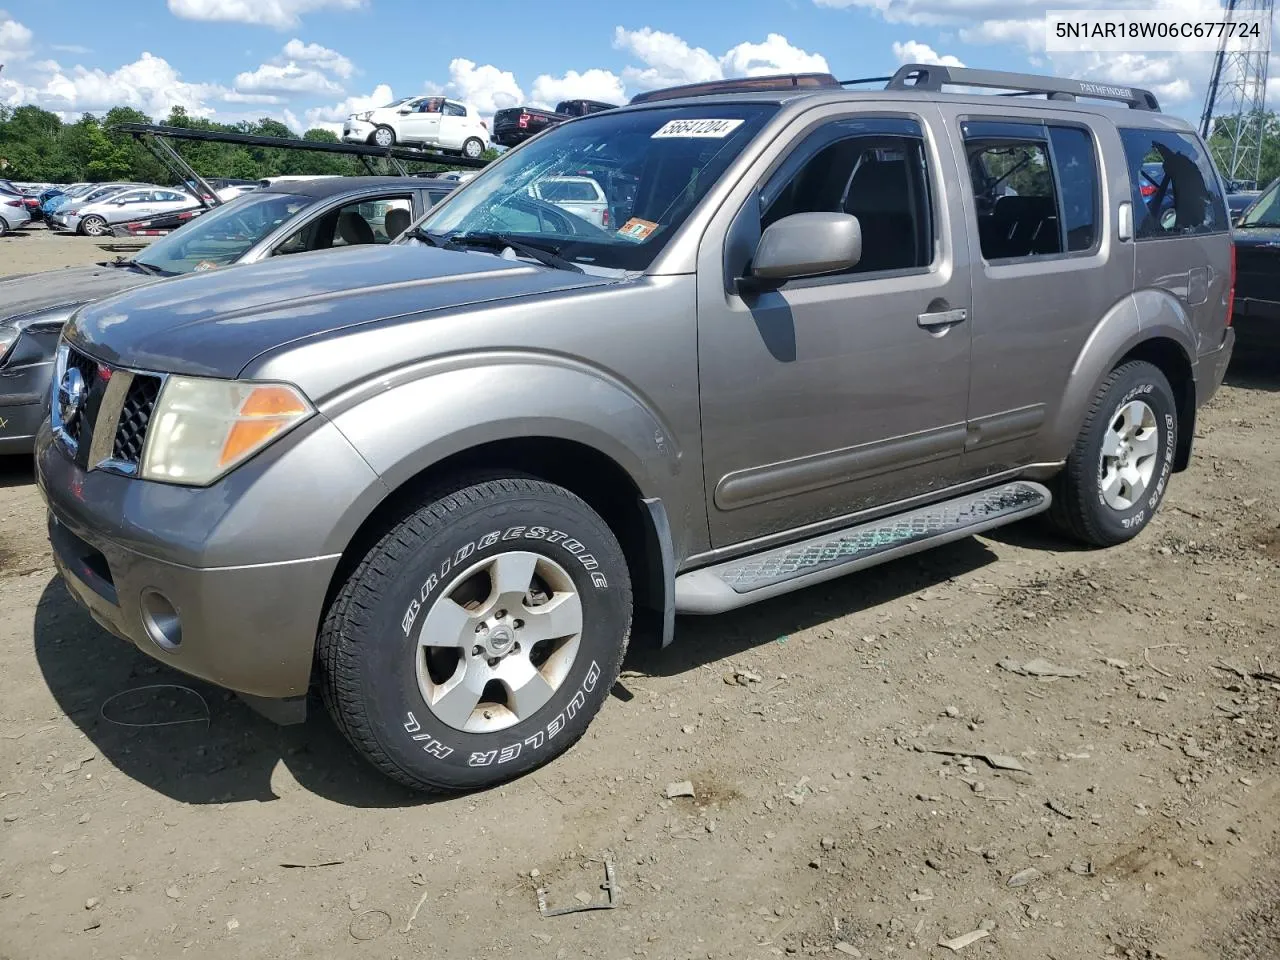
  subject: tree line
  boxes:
[0,103,494,186]
[0,100,1276,191]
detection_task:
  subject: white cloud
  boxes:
[892,40,964,67]
[49,43,91,55]
[613,26,831,92]
[612,26,721,91]
[426,57,524,117]
[167,0,364,30]
[234,61,343,96]
[0,51,282,118]
[303,81,394,134]
[530,68,626,109]
[281,38,353,79]
[958,18,1044,47]
[721,33,830,76]
[0,11,33,62]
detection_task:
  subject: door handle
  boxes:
[917,307,967,329]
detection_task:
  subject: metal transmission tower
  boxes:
[1199,0,1274,189]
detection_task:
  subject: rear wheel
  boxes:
[319,478,632,793]
[462,137,484,160]
[80,216,109,237]
[371,125,396,148]
[0,217,8,237]
[1048,360,1177,546]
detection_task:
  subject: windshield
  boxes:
[132,191,309,275]
[1238,179,1280,228]
[408,103,777,271]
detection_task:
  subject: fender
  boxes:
[1039,289,1197,462]
[318,353,686,559]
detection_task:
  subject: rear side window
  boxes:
[1119,128,1227,238]
[962,120,1100,261]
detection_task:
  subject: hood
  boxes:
[1232,225,1280,248]
[66,244,615,378]
[0,263,155,325]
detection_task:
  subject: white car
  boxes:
[0,192,32,236]
[342,96,490,159]
[63,187,199,237]
[526,176,611,229]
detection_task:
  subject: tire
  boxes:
[319,477,632,793]
[371,125,396,148]
[80,216,109,237]
[0,217,8,238]
[462,137,484,160]
[1048,360,1178,547]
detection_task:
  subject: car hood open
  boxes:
[65,244,614,378]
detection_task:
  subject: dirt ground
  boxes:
[2,224,1279,960]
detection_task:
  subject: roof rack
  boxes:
[886,64,1161,112]
[629,73,842,104]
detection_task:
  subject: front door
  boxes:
[697,107,974,548]
[400,98,443,145]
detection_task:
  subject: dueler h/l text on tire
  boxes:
[1049,360,1178,547]
[319,478,633,793]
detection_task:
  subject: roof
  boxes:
[257,176,454,198]
[615,64,1183,125]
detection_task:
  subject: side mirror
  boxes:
[741,212,862,291]
[398,108,412,115]
[112,199,127,206]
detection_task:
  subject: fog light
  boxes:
[140,589,182,650]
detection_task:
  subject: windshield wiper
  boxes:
[448,232,585,274]
[402,226,453,248]
[105,256,167,276]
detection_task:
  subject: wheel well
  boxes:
[324,437,659,623]
[1118,337,1196,471]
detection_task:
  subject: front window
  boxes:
[132,191,308,275]
[1238,179,1280,228]
[407,103,777,271]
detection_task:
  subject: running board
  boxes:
[675,481,1051,615]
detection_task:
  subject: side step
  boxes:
[674,481,1051,615]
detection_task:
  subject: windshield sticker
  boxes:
[194,261,219,272]
[650,118,744,139]
[617,218,659,242]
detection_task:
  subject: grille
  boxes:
[63,346,99,445]
[112,374,161,464]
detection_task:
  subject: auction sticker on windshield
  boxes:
[617,218,659,241]
[651,118,745,139]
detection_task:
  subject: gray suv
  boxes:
[36,65,1235,793]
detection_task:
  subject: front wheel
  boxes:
[1048,360,1178,546]
[80,216,109,237]
[462,137,485,160]
[371,125,396,148]
[319,478,633,793]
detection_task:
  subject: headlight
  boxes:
[140,376,314,486]
[0,324,17,363]
[357,111,373,121]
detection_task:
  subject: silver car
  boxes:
[38,64,1234,795]
[0,191,32,235]
[62,186,198,237]
[46,183,147,232]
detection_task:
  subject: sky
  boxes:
[0,0,1277,134]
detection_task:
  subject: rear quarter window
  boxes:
[1119,128,1227,239]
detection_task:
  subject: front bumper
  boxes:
[61,214,82,233]
[36,412,382,698]
[1232,298,1280,348]
[342,119,376,143]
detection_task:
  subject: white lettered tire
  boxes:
[319,478,632,793]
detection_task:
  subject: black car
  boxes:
[1231,177,1280,347]
[0,176,455,453]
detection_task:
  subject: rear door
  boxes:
[1117,127,1232,353]
[439,101,469,149]
[952,112,1128,478]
